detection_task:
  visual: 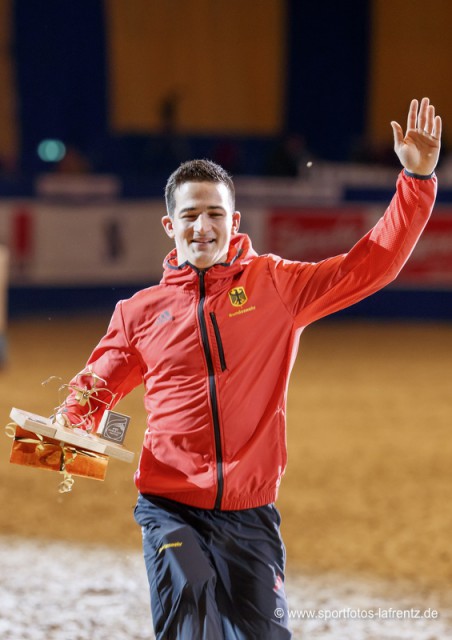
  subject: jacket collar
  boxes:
[161,233,257,286]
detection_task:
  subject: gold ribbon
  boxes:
[43,372,117,431]
[5,422,102,493]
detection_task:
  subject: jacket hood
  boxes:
[160,233,258,286]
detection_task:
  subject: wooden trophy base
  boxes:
[7,408,135,491]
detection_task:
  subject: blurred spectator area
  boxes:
[0,0,450,184]
[1,0,452,319]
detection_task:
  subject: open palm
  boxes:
[391,98,441,176]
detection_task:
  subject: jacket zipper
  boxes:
[210,312,227,372]
[197,271,224,509]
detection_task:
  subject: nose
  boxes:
[194,213,212,234]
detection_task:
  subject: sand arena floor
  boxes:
[1,315,452,639]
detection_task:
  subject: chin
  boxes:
[190,252,216,269]
[193,260,214,269]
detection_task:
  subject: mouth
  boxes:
[192,238,215,246]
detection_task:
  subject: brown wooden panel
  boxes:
[106,0,285,134]
[368,0,452,147]
[0,0,18,161]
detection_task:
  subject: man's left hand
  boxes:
[391,97,441,176]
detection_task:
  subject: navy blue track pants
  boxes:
[134,494,292,639]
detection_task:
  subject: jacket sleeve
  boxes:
[59,300,143,431]
[267,170,437,327]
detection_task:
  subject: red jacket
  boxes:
[63,171,436,510]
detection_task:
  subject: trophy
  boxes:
[5,372,134,493]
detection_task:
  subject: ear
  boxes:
[162,215,175,239]
[231,211,241,235]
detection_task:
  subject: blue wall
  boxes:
[285,0,371,160]
[14,0,108,174]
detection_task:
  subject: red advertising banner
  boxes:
[268,207,368,263]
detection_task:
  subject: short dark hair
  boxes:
[165,159,235,216]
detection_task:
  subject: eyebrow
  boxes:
[179,205,227,214]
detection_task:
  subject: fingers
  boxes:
[407,97,441,139]
[433,115,442,141]
[426,104,435,133]
[390,121,404,148]
[55,412,70,428]
[416,97,429,131]
[407,99,418,131]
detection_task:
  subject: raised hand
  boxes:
[391,97,441,176]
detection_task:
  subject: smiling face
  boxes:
[162,181,241,269]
